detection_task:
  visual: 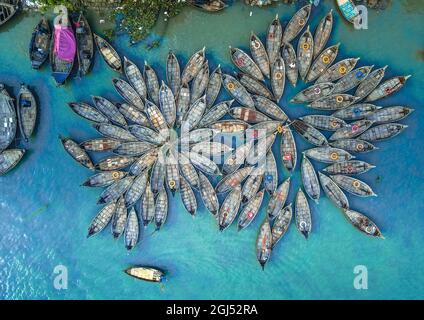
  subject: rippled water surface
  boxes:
[0,1,423,299]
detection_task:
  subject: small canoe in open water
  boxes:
[71,12,94,77]
[29,18,51,69]
[256,218,272,269]
[0,149,25,175]
[60,136,94,170]
[124,266,166,282]
[343,209,384,239]
[17,85,37,142]
[94,33,122,73]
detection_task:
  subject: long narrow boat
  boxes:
[219,185,242,231]
[297,26,314,81]
[190,61,209,103]
[331,175,377,197]
[266,15,282,66]
[71,12,94,77]
[82,171,127,188]
[0,1,18,27]
[80,138,121,152]
[301,155,320,203]
[315,57,360,84]
[329,139,377,154]
[306,43,340,83]
[250,32,270,79]
[238,190,264,231]
[124,266,166,282]
[318,172,349,209]
[0,149,25,175]
[17,84,37,142]
[270,56,285,102]
[141,182,156,225]
[93,33,122,73]
[252,95,288,122]
[91,96,127,127]
[304,146,354,163]
[60,136,94,170]
[365,75,411,102]
[123,57,147,99]
[87,202,116,237]
[154,189,168,230]
[50,10,76,86]
[343,209,384,239]
[366,106,413,124]
[267,178,290,220]
[111,197,126,238]
[291,119,328,146]
[189,0,227,12]
[263,151,278,195]
[180,175,197,215]
[112,78,144,110]
[295,188,312,239]
[124,207,139,250]
[281,42,298,87]
[271,204,292,248]
[313,10,333,59]
[181,47,206,84]
[230,47,263,81]
[256,218,272,269]
[299,115,346,131]
[205,65,222,108]
[29,17,51,69]
[323,160,375,175]
[198,171,219,216]
[282,4,311,44]
[336,0,360,25]
[166,51,181,96]
[0,84,17,152]
[144,62,160,105]
[280,126,297,173]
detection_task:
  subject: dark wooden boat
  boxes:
[17,84,37,142]
[71,12,94,77]
[0,149,25,175]
[0,84,17,152]
[189,0,227,12]
[0,1,18,27]
[29,17,51,69]
[93,33,122,73]
[124,266,166,282]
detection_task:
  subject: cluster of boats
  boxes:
[61,3,413,274]
[0,84,37,175]
[29,5,94,85]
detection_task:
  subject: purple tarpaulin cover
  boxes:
[54,25,76,62]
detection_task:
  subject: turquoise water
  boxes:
[0,1,423,299]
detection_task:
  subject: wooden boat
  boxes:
[342,209,384,239]
[313,10,333,59]
[71,12,94,77]
[304,146,354,163]
[241,166,264,204]
[318,172,349,209]
[270,56,285,102]
[129,149,158,176]
[0,84,17,152]
[29,18,51,69]
[159,81,176,127]
[17,84,37,142]
[0,149,25,175]
[112,78,144,110]
[189,0,227,12]
[333,65,374,94]
[210,119,249,134]
[82,171,127,188]
[50,11,76,86]
[93,33,122,73]
[301,156,320,203]
[281,42,298,87]
[315,57,360,84]
[124,207,139,250]
[271,204,292,248]
[218,185,242,231]
[124,172,148,207]
[230,47,263,81]
[199,100,232,127]
[266,15,282,65]
[187,151,221,176]
[181,47,206,84]
[299,115,346,131]
[238,190,264,231]
[291,119,328,146]
[191,61,209,103]
[144,62,160,104]
[323,160,375,175]
[166,51,181,96]
[0,1,18,27]
[187,128,217,144]
[182,95,206,131]
[329,139,377,153]
[154,188,168,230]
[267,177,290,220]
[297,26,314,81]
[329,119,374,141]
[336,0,360,25]
[222,74,255,109]
[205,65,222,108]
[97,176,134,204]
[198,171,219,216]
[165,150,180,195]
[238,73,273,100]
[178,153,200,189]
[68,102,109,123]
[176,83,191,127]
[366,106,413,124]
[117,103,149,126]
[128,125,165,145]
[331,103,381,121]
[141,182,155,225]
[124,266,166,282]
[113,141,155,157]
[250,32,270,79]
[252,95,288,122]
[230,106,270,124]
[331,175,377,197]
[180,176,197,215]
[355,66,387,100]
[308,93,359,111]
[60,136,94,170]
[80,138,121,152]
[290,82,335,104]
[124,57,147,99]
[92,96,127,127]
[87,202,116,237]
[256,218,272,269]
[280,126,297,173]
[222,141,253,174]
[94,123,137,142]
[365,75,411,102]
[246,133,276,166]
[306,43,340,83]
[282,4,311,44]
[216,166,253,194]
[111,197,126,238]
[95,155,135,171]
[263,151,278,195]
[358,123,407,142]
